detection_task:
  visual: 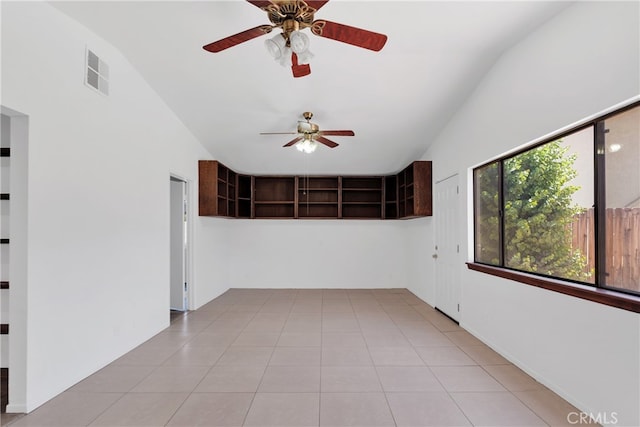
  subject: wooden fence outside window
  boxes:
[571,208,640,292]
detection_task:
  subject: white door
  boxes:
[434,174,460,321]
[170,178,187,311]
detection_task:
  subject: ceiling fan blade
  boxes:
[203,25,273,53]
[284,137,303,147]
[311,20,387,51]
[319,130,355,136]
[260,132,297,135]
[246,0,275,9]
[305,1,330,12]
[316,136,339,148]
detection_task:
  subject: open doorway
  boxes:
[1,106,28,416]
[170,176,188,320]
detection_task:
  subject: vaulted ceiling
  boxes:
[51,1,572,175]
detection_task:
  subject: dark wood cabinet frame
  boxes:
[199,160,432,220]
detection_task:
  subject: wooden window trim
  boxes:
[467,262,640,313]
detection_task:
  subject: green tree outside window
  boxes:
[476,140,592,282]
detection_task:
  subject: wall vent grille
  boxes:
[85,48,109,95]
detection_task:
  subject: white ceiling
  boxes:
[51,0,572,175]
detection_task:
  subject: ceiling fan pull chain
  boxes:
[291,52,311,78]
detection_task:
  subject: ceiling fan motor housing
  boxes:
[298,121,319,134]
[266,1,316,30]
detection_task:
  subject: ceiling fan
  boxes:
[202,0,387,77]
[260,111,355,153]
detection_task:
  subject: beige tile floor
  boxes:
[3,288,592,427]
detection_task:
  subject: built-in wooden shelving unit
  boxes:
[198,160,432,220]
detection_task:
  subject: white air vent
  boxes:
[85,48,109,95]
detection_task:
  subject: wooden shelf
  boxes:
[237,175,252,218]
[198,160,237,217]
[198,161,432,220]
[297,177,339,218]
[298,203,339,218]
[254,203,295,218]
[342,204,382,218]
[254,177,295,202]
[253,176,295,219]
[298,177,339,189]
[339,177,382,219]
[254,201,294,205]
[398,161,432,218]
[384,175,398,219]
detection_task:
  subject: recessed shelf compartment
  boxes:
[299,191,338,203]
[237,175,252,218]
[253,176,295,218]
[384,175,398,219]
[254,202,295,218]
[298,203,339,218]
[342,191,382,203]
[340,177,382,218]
[299,177,339,190]
[342,204,382,219]
[254,177,295,202]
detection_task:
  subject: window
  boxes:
[472,102,639,301]
[602,106,640,293]
[473,162,501,265]
[85,48,109,95]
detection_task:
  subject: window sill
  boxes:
[466,263,640,313]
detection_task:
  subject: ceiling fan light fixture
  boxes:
[296,138,318,154]
[264,33,287,59]
[278,47,293,66]
[289,30,310,54]
[294,49,314,65]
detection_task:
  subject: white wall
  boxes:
[226,220,408,289]
[402,217,434,304]
[1,2,228,412]
[408,2,640,425]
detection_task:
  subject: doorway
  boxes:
[434,174,461,322]
[1,106,28,414]
[170,176,188,313]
